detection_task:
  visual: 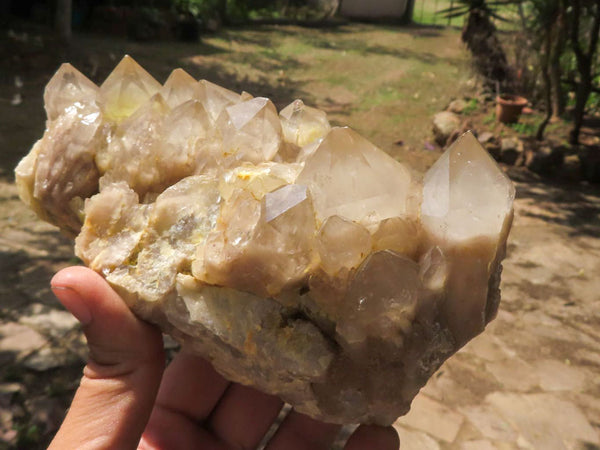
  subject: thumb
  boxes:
[49,266,165,450]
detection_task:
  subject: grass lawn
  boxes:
[110,23,473,172]
[1,23,474,177]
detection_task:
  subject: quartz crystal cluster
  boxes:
[15,56,515,425]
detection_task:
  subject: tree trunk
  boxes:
[550,5,567,119]
[537,31,553,141]
[570,69,592,144]
[549,63,563,119]
[462,9,514,92]
[567,0,600,144]
[55,0,72,44]
[400,0,416,24]
[216,0,228,25]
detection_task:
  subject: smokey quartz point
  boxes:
[15,57,515,425]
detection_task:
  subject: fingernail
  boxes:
[51,285,92,326]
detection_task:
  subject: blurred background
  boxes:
[0,1,599,448]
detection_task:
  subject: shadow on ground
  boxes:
[510,168,600,237]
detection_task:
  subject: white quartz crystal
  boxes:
[99,55,161,120]
[280,99,331,148]
[15,57,514,426]
[421,131,515,242]
[160,68,201,109]
[296,127,413,227]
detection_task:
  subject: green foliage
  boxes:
[483,112,496,124]
[509,121,537,134]
[438,0,519,21]
[172,0,249,22]
[172,0,216,18]
[463,97,479,114]
[16,424,41,448]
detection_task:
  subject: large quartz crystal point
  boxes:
[315,215,372,277]
[219,97,283,165]
[15,63,102,236]
[421,131,515,345]
[99,55,161,121]
[161,99,215,177]
[280,99,331,148]
[44,63,99,121]
[372,217,421,259]
[198,79,242,122]
[96,94,170,198]
[337,250,421,346]
[160,68,200,109]
[196,182,317,297]
[296,127,412,228]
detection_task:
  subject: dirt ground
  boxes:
[0,22,599,449]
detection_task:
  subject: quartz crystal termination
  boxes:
[15,56,515,426]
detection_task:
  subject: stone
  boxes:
[533,359,586,392]
[525,146,564,176]
[19,305,79,339]
[562,154,583,181]
[24,347,78,372]
[485,357,539,392]
[460,440,496,450]
[395,394,465,443]
[447,98,468,114]
[460,405,517,442]
[432,111,461,146]
[14,57,515,425]
[486,392,599,449]
[579,146,600,183]
[499,137,524,165]
[460,333,515,362]
[0,406,17,444]
[24,396,65,434]
[477,132,494,145]
[485,141,502,162]
[0,323,48,362]
[393,425,441,450]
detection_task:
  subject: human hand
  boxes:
[49,266,400,450]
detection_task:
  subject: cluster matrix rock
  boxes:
[15,56,514,425]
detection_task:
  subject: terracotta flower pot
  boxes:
[496,95,528,124]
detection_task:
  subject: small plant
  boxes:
[483,111,496,124]
[509,121,537,134]
[16,424,41,448]
[439,0,519,92]
[439,0,516,22]
[463,97,479,114]
[173,0,248,24]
